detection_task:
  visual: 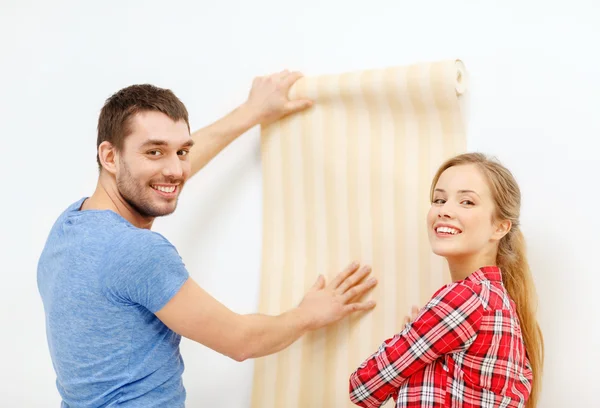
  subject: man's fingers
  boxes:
[340,277,377,304]
[311,274,325,291]
[328,261,361,289]
[284,99,313,114]
[281,71,303,88]
[335,265,372,295]
[339,268,370,302]
[343,300,376,314]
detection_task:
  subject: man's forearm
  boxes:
[189,103,261,177]
[235,308,311,361]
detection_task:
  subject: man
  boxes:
[37,70,378,407]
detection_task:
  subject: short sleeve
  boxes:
[104,230,189,313]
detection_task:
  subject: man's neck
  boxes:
[81,174,154,230]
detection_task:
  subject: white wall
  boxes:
[1,0,598,406]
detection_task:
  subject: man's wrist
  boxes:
[235,101,264,130]
[288,306,314,334]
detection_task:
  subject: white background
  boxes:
[1,0,598,406]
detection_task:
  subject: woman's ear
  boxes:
[492,219,512,241]
[98,141,118,175]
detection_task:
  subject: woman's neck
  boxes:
[447,252,497,282]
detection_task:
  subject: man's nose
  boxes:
[162,155,184,179]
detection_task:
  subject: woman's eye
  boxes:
[461,200,474,205]
[432,198,445,204]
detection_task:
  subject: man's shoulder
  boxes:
[45,197,178,258]
[112,227,177,258]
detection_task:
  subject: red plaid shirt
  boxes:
[349,266,532,407]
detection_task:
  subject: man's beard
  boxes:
[116,160,181,218]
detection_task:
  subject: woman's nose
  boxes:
[438,204,455,219]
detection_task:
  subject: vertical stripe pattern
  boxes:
[252,59,468,408]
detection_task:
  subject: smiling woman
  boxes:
[349,152,544,408]
[427,162,510,280]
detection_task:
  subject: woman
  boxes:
[349,153,544,407]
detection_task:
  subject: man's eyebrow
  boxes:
[140,139,168,148]
[140,139,195,148]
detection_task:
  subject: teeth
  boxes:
[436,226,460,235]
[153,185,176,193]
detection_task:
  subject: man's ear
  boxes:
[98,141,118,175]
[492,219,512,241]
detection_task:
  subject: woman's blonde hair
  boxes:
[429,152,544,407]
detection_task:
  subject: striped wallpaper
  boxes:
[251,59,468,407]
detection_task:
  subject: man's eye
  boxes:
[178,150,189,156]
[148,150,161,156]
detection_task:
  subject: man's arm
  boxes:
[156,262,377,362]
[188,70,313,177]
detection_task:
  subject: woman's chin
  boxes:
[431,245,461,259]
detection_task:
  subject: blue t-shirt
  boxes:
[37,197,190,407]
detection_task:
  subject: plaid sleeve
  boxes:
[348,282,484,407]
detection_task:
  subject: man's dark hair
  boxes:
[96,84,190,168]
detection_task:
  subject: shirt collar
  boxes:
[466,266,503,283]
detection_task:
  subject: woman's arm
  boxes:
[349,283,484,408]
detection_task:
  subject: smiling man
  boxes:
[37,72,378,407]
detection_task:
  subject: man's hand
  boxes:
[188,69,313,177]
[243,70,313,128]
[156,261,377,361]
[296,262,377,331]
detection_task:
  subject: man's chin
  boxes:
[130,199,178,219]
[151,203,178,217]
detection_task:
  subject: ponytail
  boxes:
[498,227,544,408]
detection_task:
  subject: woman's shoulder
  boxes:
[426,279,481,310]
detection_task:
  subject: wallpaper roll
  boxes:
[251,59,468,408]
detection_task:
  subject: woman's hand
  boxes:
[402,305,420,327]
